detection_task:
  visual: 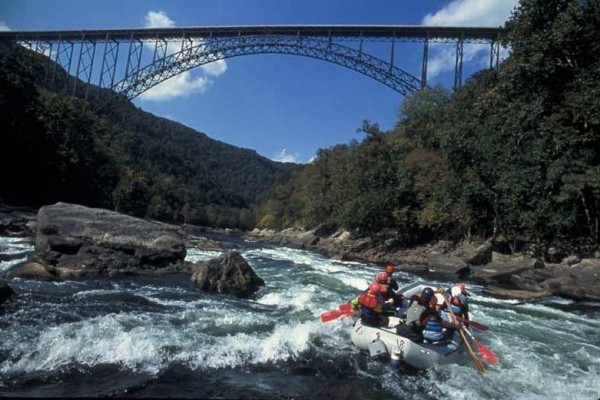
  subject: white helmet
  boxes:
[434,293,445,305]
[451,286,462,297]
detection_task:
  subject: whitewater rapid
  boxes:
[0,236,599,399]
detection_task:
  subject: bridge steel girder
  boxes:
[0,25,505,106]
[117,35,422,100]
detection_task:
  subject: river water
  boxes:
[0,235,599,399]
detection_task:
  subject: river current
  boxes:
[0,235,599,399]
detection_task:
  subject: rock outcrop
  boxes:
[246,228,600,303]
[190,251,264,298]
[0,205,36,238]
[427,254,470,278]
[8,202,187,279]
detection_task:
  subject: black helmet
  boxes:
[421,287,434,301]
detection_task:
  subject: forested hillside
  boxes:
[0,42,298,230]
[1,0,598,258]
[256,0,600,259]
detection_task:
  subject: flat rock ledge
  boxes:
[6,202,188,279]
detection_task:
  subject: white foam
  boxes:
[0,257,28,273]
[256,284,318,312]
[185,248,223,262]
[0,236,34,273]
[337,275,370,291]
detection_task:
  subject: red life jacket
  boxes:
[358,292,381,312]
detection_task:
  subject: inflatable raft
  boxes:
[350,281,469,369]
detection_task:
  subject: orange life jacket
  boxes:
[358,292,382,312]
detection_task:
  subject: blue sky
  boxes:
[1,0,518,163]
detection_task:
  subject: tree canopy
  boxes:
[256,0,600,259]
[0,42,298,230]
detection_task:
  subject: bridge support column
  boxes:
[490,36,501,69]
[454,33,464,89]
[421,34,429,88]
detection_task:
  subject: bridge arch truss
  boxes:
[0,25,504,103]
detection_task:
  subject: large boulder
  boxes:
[20,202,187,279]
[543,276,600,301]
[479,258,600,302]
[450,240,496,265]
[570,259,600,286]
[427,254,470,278]
[472,253,544,285]
[191,251,264,298]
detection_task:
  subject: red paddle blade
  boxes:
[320,309,343,323]
[456,316,489,331]
[339,303,352,313]
[320,307,354,323]
[475,340,499,363]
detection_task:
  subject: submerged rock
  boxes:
[0,280,15,304]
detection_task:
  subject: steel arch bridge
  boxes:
[0,25,504,104]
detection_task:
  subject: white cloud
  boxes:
[144,11,176,28]
[0,21,11,31]
[427,43,489,78]
[200,59,227,77]
[138,10,227,101]
[138,71,209,101]
[422,0,518,27]
[422,0,518,79]
[272,149,300,163]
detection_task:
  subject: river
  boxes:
[0,235,599,399]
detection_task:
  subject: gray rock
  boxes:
[561,255,581,265]
[6,261,57,280]
[483,285,552,301]
[28,202,186,278]
[191,251,264,298]
[543,276,600,301]
[472,254,544,285]
[427,255,469,277]
[570,259,600,286]
[469,242,495,265]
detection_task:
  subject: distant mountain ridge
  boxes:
[0,41,300,229]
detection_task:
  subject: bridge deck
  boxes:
[0,25,503,42]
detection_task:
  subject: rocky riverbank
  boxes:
[1,203,598,303]
[0,203,263,302]
[245,227,600,302]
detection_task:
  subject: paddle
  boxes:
[443,298,486,374]
[462,327,499,364]
[338,303,352,313]
[320,303,354,323]
[454,315,489,331]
